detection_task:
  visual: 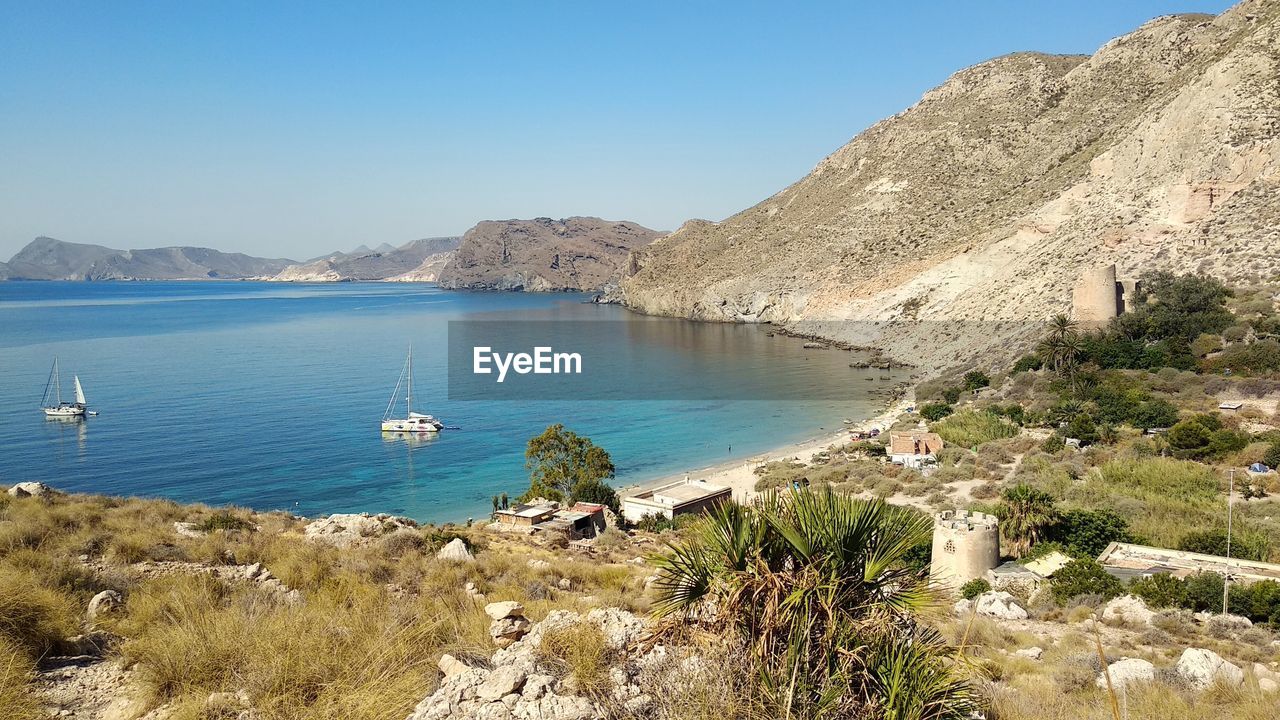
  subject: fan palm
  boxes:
[651,488,979,720]
[994,484,1058,557]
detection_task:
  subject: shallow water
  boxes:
[0,282,900,522]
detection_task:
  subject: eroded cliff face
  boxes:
[437,217,661,292]
[620,1,1280,373]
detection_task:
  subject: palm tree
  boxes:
[995,484,1058,557]
[652,488,979,720]
[1038,314,1085,394]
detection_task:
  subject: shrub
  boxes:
[1264,443,1280,469]
[1040,435,1065,453]
[1011,354,1042,373]
[568,477,620,513]
[1183,572,1225,612]
[1177,528,1269,562]
[1129,573,1188,609]
[0,569,81,659]
[963,370,990,391]
[960,578,991,600]
[942,387,962,404]
[920,403,954,422]
[193,510,255,533]
[931,411,1019,448]
[1050,559,1123,604]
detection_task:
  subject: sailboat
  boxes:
[381,346,443,433]
[41,357,96,417]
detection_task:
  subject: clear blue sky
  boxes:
[0,0,1235,261]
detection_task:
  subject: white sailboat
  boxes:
[381,346,443,433]
[41,357,95,417]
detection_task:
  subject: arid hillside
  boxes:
[619,0,1280,373]
[439,217,661,292]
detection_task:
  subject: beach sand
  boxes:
[626,394,915,504]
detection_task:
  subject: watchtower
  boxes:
[930,510,1000,588]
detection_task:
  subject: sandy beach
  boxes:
[626,394,915,504]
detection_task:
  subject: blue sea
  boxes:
[0,282,898,522]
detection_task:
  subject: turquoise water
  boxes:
[0,282,897,522]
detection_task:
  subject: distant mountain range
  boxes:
[2,220,658,291]
[269,237,460,282]
[0,237,294,280]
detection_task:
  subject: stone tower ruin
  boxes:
[930,509,1000,588]
[1071,264,1139,327]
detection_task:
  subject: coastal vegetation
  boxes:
[519,424,618,510]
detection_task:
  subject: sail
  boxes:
[74,376,86,405]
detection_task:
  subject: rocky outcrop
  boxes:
[619,1,1280,373]
[7,481,57,498]
[407,607,652,720]
[269,237,460,282]
[486,601,531,649]
[1098,658,1155,691]
[437,538,475,563]
[1101,595,1155,628]
[4,236,294,280]
[959,591,1029,620]
[86,590,123,622]
[1177,647,1244,690]
[302,513,418,547]
[437,217,661,292]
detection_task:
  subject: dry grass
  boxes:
[0,636,44,720]
[536,621,612,696]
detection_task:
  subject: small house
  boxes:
[888,431,944,469]
[620,478,731,524]
[494,503,557,527]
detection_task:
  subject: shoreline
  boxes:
[618,392,915,505]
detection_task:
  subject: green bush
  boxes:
[942,387,962,404]
[1041,435,1065,453]
[931,411,1019,448]
[1047,509,1130,558]
[1128,573,1188,609]
[1011,355,1042,373]
[963,371,990,391]
[193,510,255,533]
[920,403,953,422]
[1262,443,1280,469]
[960,578,991,600]
[1050,559,1123,604]
[1177,528,1269,563]
[568,477,620,514]
[1184,572,1225,613]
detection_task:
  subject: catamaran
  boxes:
[41,357,96,417]
[381,346,444,433]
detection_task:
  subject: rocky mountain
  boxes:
[0,261,10,280]
[437,217,661,291]
[3,237,294,280]
[269,237,460,282]
[618,0,1280,373]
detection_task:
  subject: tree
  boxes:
[1264,443,1280,469]
[521,424,615,502]
[1050,559,1123,604]
[1048,508,1130,558]
[1129,573,1188,609]
[962,370,990,392]
[652,489,979,719]
[1038,315,1083,390]
[995,484,1058,557]
[568,476,620,513]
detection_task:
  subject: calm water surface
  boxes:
[0,282,898,522]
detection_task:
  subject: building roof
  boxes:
[888,431,944,456]
[570,502,606,514]
[1023,551,1073,578]
[1218,401,1244,410]
[1097,542,1280,583]
[624,478,731,506]
[990,560,1037,577]
[498,503,557,519]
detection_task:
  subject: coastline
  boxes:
[618,392,915,505]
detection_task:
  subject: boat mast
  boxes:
[406,345,413,416]
[54,357,62,404]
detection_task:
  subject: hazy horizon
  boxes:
[0,0,1234,261]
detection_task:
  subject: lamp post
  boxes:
[1222,467,1234,615]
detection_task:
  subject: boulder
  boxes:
[490,617,532,648]
[1101,595,1155,628]
[1177,647,1244,690]
[953,598,974,616]
[974,591,1028,620]
[173,521,205,538]
[436,538,475,563]
[527,559,551,570]
[476,667,526,701]
[1260,677,1278,694]
[1204,613,1252,632]
[1014,646,1044,661]
[86,590,123,621]
[485,601,525,621]
[7,481,55,498]
[1097,658,1155,691]
[438,653,471,678]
